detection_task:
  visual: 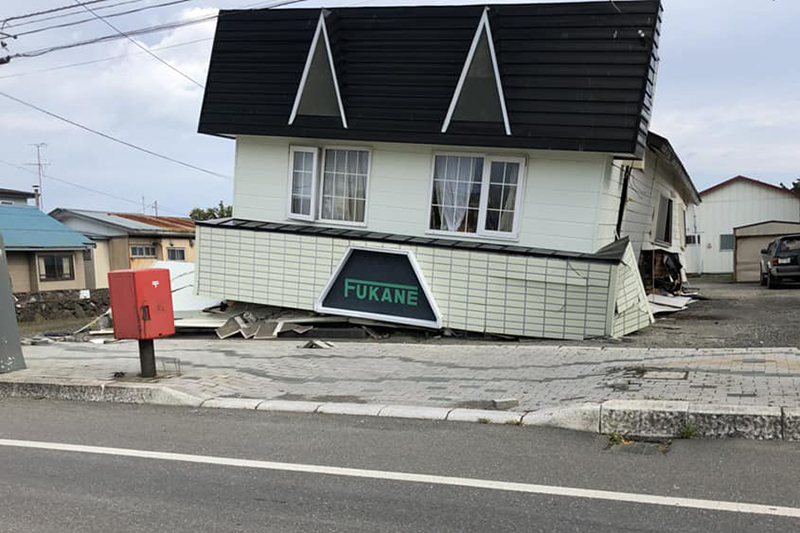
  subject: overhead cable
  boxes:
[0,37,211,79]
[14,0,194,37]
[73,0,204,88]
[0,90,231,180]
[0,158,187,216]
[10,0,308,60]
[4,0,147,29]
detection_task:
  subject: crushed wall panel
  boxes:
[196,226,651,341]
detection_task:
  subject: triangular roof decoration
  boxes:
[289,11,348,128]
[442,8,511,136]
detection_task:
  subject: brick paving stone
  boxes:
[4,340,800,412]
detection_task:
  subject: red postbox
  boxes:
[108,268,174,377]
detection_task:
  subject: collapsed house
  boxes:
[618,132,701,295]
[193,1,667,340]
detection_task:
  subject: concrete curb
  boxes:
[1,380,798,440]
[0,380,205,407]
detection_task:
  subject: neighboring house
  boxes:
[0,188,36,207]
[49,209,196,289]
[618,132,701,290]
[0,205,93,293]
[193,1,664,340]
[685,176,800,274]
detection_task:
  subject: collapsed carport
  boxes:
[734,221,800,282]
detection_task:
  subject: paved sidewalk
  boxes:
[6,340,800,411]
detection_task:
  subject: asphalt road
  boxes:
[1,399,799,532]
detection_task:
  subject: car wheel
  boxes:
[760,270,767,286]
[767,274,780,290]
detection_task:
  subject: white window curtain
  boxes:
[321,149,368,223]
[432,155,483,233]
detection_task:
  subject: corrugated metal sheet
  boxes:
[51,209,195,235]
[0,205,93,251]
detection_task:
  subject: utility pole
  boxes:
[26,143,48,211]
[153,200,158,216]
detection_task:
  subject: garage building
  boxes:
[734,221,800,282]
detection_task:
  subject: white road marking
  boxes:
[0,438,798,519]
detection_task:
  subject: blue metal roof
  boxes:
[0,205,93,251]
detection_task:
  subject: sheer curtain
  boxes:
[434,156,481,232]
[322,149,368,223]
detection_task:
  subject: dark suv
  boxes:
[760,234,800,288]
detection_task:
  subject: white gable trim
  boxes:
[441,8,511,136]
[288,12,349,129]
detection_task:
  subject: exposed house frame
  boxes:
[441,8,511,136]
[288,11,349,129]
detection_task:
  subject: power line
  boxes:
[14,0,194,38]
[0,37,211,80]
[8,0,308,61]
[0,158,186,216]
[5,0,148,29]
[73,0,204,88]
[2,0,118,26]
[0,90,231,180]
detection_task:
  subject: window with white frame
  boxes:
[288,147,370,224]
[320,149,369,223]
[167,247,186,261]
[289,147,317,219]
[429,154,523,237]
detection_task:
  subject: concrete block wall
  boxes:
[197,226,650,341]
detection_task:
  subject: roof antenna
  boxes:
[609,0,622,13]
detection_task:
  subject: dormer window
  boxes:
[442,8,511,135]
[288,12,348,128]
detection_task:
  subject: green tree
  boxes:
[792,179,800,194]
[190,200,233,221]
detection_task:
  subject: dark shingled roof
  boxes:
[198,1,662,158]
[197,217,629,264]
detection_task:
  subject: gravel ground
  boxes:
[18,280,797,350]
[605,279,800,349]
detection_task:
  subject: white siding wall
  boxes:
[621,150,693,262]
[233,136,616,254]
[612,243,654,337]
[686,181,800,274]
[595,161,626,248]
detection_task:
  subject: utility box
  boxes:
[108,268,175,340]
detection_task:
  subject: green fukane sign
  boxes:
[343,279,419,306]
[317,248,440,328]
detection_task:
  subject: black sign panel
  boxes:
[317,248,440,328]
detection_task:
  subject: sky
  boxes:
[1,0,798,216]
